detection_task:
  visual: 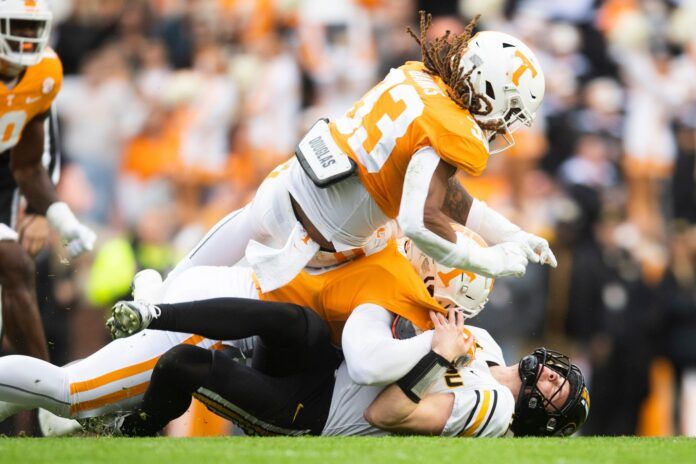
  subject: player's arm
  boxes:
[442,178,557,268]
[397,147,529,277]
[368,384,513,437]
[10,113,95,258]
[364,387,453,435]
[342,303,434,386]
[10,112,55,213]
[365,309,485,436]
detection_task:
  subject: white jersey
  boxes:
[286,158,389,251]
[322,326,515,437]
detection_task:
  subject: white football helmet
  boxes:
[0,0,52,69]
[401,225,494,319]
[459,31,545,154]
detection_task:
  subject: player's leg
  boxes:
[121,345,336,436]
[162,205,255,288]
[0,329,216,421]
[111,297,338,376]
[0,234,49,360]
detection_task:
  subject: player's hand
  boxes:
[62,222,97,258]
[430,309,475,363]
[46,202,97,258]
[508,230,557,268]
[467,241,529,278]
[18,214,50,257]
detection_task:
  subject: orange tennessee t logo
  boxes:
[512,50,538,86]
[25,0,37,7]
[437,269,476,288]
[437,269,476,287]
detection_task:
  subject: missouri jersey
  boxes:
[0,48,62,154]
[329,61,489,218]
[257,240,443,344]
[322,325,514,437]
[430,326,515,437]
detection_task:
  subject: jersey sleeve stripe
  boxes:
[475,389,499,437]
[463,389,492,436]
[458,389,480,435]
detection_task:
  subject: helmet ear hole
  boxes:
[485,81,496,99]
[402,226,493,319]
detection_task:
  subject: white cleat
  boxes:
[106,300,161,339]
[38,408,83,437]
[132,269,163,303]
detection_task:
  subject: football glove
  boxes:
[46,202,96,258]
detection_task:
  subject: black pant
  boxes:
[123,298,341,436]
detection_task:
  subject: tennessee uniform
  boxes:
[0,234,440,423]
[258,239,443,343]
[322,326,514,437]
[0,47,60,151]
[279,61,489,285]
[330,61,489,218]
[0,47,61,242]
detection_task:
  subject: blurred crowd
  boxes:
[2,0,694,437]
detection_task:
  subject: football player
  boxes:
[0,0,95,360]
[163,12,555,296]
[0,226,464,426]
[105,302,589,438]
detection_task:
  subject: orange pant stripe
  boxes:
[67,335,231,415]
[69,334,205,395]
[70,382,150,415]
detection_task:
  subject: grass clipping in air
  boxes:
[0,436,693,464]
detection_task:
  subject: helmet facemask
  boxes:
[511,348,589,437]
[480,89,536,155]
[0,5,52,72]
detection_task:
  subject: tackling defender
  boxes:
[0,227,471,424]
[0,0,95,360]
[164,12,556,297]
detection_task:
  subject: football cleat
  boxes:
[107,300,161,339]
[78,413,127,436]
[38,408,83,437]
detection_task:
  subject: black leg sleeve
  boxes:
[149,298,328,349]
[193,350,335,435]
[124,345,336,436]
[122,344,213,436]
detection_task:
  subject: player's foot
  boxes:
[38,408,83,436]
[131,269,163,303]
[107,300,161,339]
[78,413,127,436]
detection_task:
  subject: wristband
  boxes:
[397,350,451,403]
[46,201,78,232]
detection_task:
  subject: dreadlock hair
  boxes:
[407,11,504,133]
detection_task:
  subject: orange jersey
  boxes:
[0,48,62,153]
[329,61,489,218]
[258,240,443,344]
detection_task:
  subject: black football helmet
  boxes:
[511,347,590,437]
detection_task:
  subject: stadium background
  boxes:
[1,0,694,438]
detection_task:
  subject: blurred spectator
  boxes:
[58,46,146,224]
[12,0,689,438]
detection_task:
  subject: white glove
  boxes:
[464,239,529,278]
[507,230,558,268]
[46,202,96,258]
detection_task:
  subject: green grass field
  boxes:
[0,437,693,464]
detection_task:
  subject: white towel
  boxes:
[246,222,320,293]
